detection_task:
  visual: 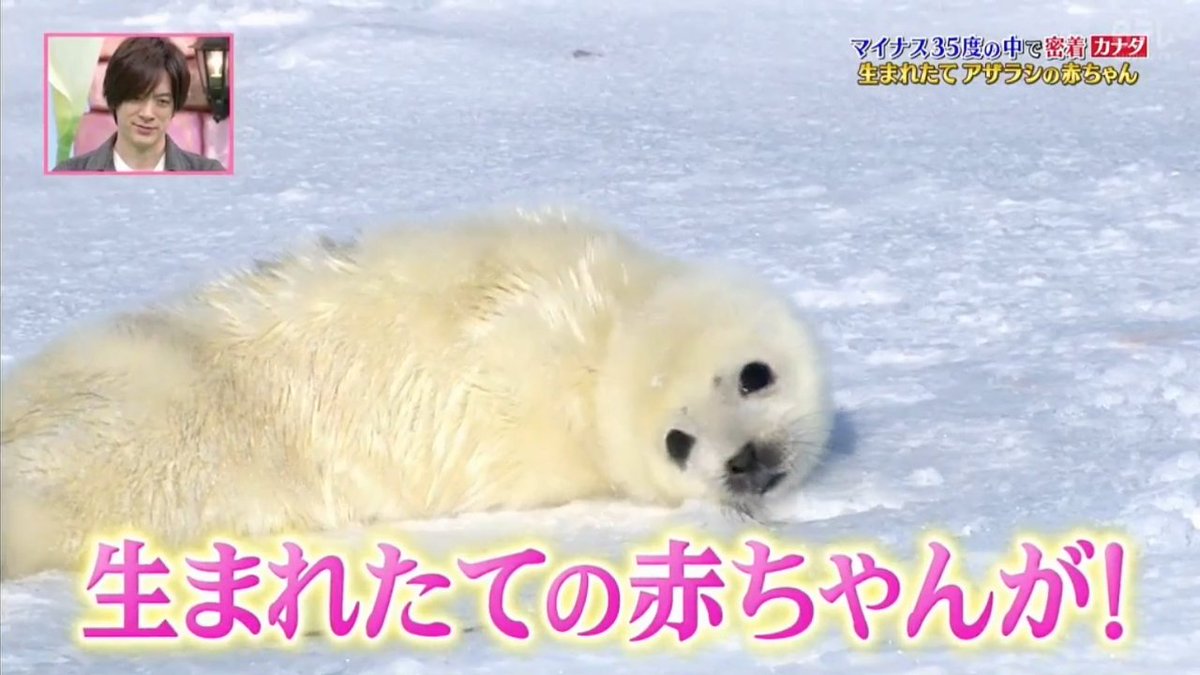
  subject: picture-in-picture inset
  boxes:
[45,32,234,174]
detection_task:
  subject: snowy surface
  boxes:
[3,0,1200,672]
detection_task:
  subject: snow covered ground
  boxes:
[2,0,1199,672]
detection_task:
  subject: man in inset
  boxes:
[54,36,226,172]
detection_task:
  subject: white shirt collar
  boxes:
[113,148,166,172]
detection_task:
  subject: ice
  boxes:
[3,0,1198,672]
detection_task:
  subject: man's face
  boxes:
[115,71,174,151]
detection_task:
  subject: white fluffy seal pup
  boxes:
[0,208,832,579]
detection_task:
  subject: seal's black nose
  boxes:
[726,442,760,474]
[724,442,787,495]
[726,441,781,474]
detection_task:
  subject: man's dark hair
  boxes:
[103,37,190,121]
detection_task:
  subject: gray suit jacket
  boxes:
[53,132,226,172]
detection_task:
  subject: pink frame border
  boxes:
[43,31,236,176]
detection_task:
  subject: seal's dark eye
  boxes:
[738,361,774,395]
[665,429,695,467]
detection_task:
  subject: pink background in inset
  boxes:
[43,32,236,176]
